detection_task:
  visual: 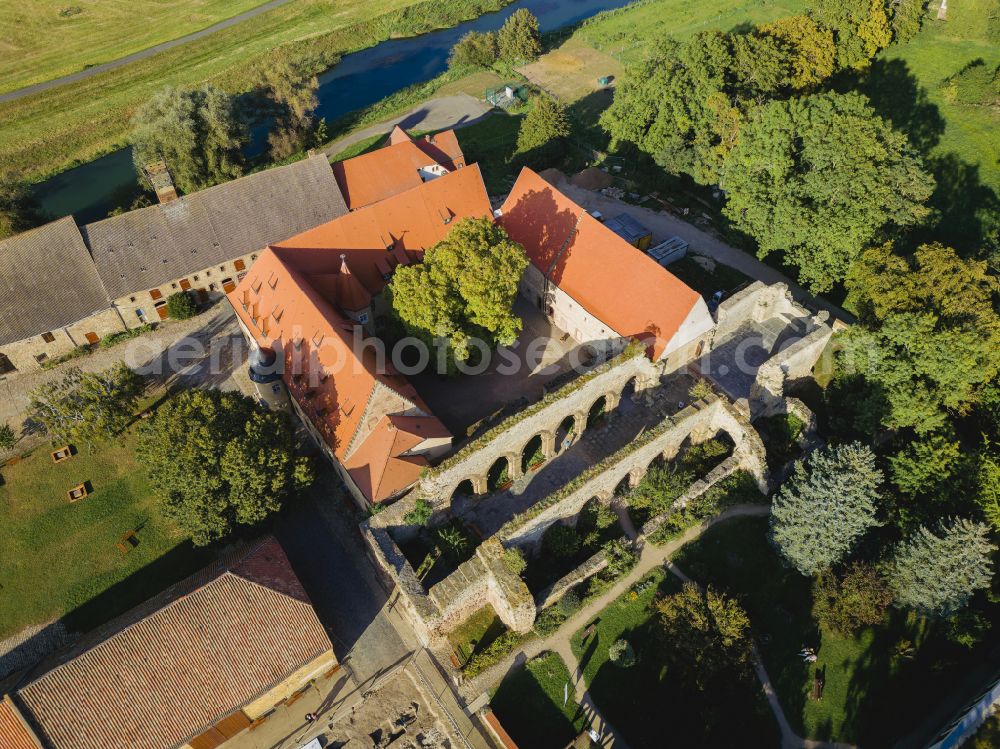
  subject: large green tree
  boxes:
[841,243,1000,432]
[258,50,320,160]
[139,389,312,545]
[29,363,145,447]
[0,176,41,239]
[655,583,752,690]
[131,84,248,194]
[771,442,883,575]
[497,9,540,64]
[601,33,740,186]
[516,95,570,159]
[888,517,995,616]
[812,562,894,633]
[813,0,893,70]
[387,217,528,369]
[722,91,933,291]
[759,15,837,89]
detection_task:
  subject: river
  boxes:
[34,0,631,224]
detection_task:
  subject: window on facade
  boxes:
[34,353,48,364]
[41,331,55,343]
[358,312,370,324]
[192,275,199,282]
[129,296,136,303]
[171,283,178,289]
[0,353,16,375]
[234,259,246,271]
[219,265,226,272]
[149,289,163,300]
[179,278,192,291]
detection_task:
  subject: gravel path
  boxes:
[0,0,293,103]
[322,94,493,159]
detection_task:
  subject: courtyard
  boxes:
[408,296,590,437]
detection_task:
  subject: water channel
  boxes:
[34,0,632,224]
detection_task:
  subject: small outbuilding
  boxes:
[648,236,689,267]
[605,213,653,250]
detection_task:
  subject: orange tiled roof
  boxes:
[344,414,451,503]
[332,128,467,210]
[0,699,38,749]
[229,166,491,502]
[15,538,331,749]
[500,168,701,358]
[272,163,492,293]
[415,130,465,168]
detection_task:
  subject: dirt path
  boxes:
[463,504,772,746]
[0,0,294,104]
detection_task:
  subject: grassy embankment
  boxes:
[0,0,512,182]
[0,0,268,94]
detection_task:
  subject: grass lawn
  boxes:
[447,605,506,664]
[454,110,525,195]
[576,0,811,64]
[569,567,778,747]
[490,651,586,749]
[671,515,1000,746]
[0,399,212,640]
[0,0,508,182]
[0,0,268,94]
[664,255,752,302]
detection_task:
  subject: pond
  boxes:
[34,0,633,224]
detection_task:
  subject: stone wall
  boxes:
[497,396,768,550]
[535,548,609,610]
[714,281,808,341]
[373,344,660,530]
[639,454,744,538]
[0,307,127,375]
[750,322,834,420]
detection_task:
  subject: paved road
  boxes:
[557,181,854,325]
[322,94,493,159]
[0,0,293,104]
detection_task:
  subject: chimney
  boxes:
[143,160,178,204]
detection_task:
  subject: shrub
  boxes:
[543,523,580,559]
[449,31,497,69]
[942,59,1000,107]
[502,547,527,576]
[603,538,638,578]
[608,638,636,667]
[688,379,714,401]
[403,498,433,526]
[166,291,197,320]
[463,631,526,677]
[99,324,155,349]
[812,563,893,633]
[0,424,16,451]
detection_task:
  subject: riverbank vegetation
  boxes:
[0,0,514,182]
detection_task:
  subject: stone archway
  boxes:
[521,434,545,473]
[487,456,513,492]
[554,415,575,453]
[451,479,475,501]
[587,395,608,429]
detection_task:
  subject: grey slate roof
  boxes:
[81,154,348,300]
[0,217,111,346]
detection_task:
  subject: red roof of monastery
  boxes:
[229,165,492,502]
[0,699,37,749]
[14,538,331,749]
[500,168,701,358]
[332,128,467,210]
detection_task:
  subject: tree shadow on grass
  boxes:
[849,57,999,255]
